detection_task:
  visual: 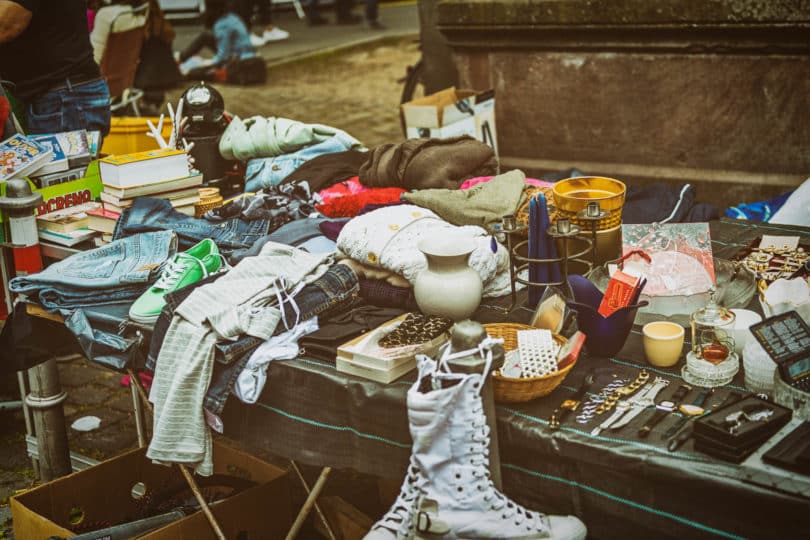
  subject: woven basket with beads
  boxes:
[194,188,224,218]
[485,323,574,403]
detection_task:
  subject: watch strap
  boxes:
[639,385,690,438]
[691,387,713,409]
[638,408,669,438]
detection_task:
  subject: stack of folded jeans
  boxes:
[9,231,177,312]
[113,197,269,260]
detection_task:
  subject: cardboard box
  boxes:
[0,160,103,223]
[12,438,292,539]
[401,87,498,154]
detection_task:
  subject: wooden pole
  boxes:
[285,467,332,540]
[290,460,337,540]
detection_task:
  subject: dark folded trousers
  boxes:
[146,263,360,415]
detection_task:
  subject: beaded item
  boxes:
[575,378,627,424]
[516,329,560,377]
[594,369,650,415]
[378,313,454,348]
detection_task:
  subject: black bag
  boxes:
[225,56,266,86]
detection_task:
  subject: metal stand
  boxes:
[25,359,71,481]
[501,216,594,311]
[576,202,612,265]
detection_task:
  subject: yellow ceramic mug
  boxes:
[642,321,685,367]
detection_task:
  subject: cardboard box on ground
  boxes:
[401,87,498,154]
[11,438,292,539]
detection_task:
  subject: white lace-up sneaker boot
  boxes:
[410,357,587,540]
[363,457,423,539]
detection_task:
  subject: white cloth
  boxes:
[91,6,146,65]
[219,115,364,161]
[147,243,333,475]
[234,317,319,404]
[770,177,810,227]
[336,205,513,298]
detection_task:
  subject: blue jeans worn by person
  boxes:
[244,132,362,192]
[9,231,176,311]
[203,262,359,418]
[26,77,111,140]
[114,197,269,260]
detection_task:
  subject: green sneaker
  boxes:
[128,238,226,324]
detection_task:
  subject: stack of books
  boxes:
[29,129,99,188]
[36,201,101,247]
[98,148,201,216]
[86,206,121,245]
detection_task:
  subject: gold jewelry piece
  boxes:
[595,369,650,415]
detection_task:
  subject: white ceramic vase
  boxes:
[414,235,483,321]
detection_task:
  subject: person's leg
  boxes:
[365,0,377,23]
[335,0,361,24]
[258,0,272,26]
[179,29,217,62]
[306,0,327,25]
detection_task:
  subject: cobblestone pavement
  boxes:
[0,35,419,539]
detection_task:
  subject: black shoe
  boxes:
[308,16,329,26]
[336,13,363,24]
[368,19,385,30]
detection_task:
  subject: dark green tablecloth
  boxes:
[223,218,810,540]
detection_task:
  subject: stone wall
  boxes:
[437,0,810,207]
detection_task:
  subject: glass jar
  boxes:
[690,288,736,364]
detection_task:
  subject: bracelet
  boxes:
[594,369,650,415]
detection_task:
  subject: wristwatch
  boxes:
[548,372,595,431]
[638,384,691,438]
[662,386,713,440]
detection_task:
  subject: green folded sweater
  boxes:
[402,169,527,231]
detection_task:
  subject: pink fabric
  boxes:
[460,176,553,190]
[317,176,369,203]
[87,9,96,32]
[316,187,406,218]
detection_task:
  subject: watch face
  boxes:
[659,400,676,410]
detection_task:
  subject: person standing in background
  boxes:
[364,0,384,29]
[306,0,382,28]
[90,0,148,65]
[238,0,289,47]
[0,0,111,139]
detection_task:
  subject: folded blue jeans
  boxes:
[244,132,361,192]
[9,231,176,311]
[113,197,269,259]
[204,262,359,416]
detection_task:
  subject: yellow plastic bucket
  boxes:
[100,116,174,156]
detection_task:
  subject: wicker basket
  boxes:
[194,187,224,218]
[485,323,575,403]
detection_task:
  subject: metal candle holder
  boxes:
[500,215,594,310]
[576,202,612,265]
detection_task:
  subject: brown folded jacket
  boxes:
[358,136,499,190]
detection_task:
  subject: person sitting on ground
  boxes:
[90,0,147,65]
[238,0,289,47]
[177,0,256,69]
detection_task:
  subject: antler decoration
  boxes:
[145,98,196,166]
